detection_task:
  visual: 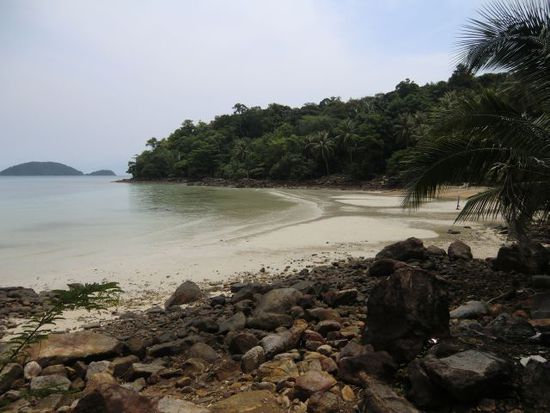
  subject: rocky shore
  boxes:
[1,238,550,412]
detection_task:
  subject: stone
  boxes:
[86,360,113,381]
[307,391,341,413]
[315,320,341,336]
[422,350,511,401]
[146,339,186,357]
[112,355,139,379]
[257,358,299,383]
[72,383,157,413]
[406,359,446,408]
[368,259,399,277]
[23,361,41,380]
[126,335,154,358]
[130,362,165,378]
[447,240,473,260]
[375,237,427,261]
[41,364,67,376]
[521,360,550,410]
[228,332,258,355]
[210,390,284,413]
[260,319,308,358]
[365,266,449,362]
[247,312,294,330]
[294,370,337,396]
[86,371,117,388]
[338,350,397,384]
[241,346,265,373]
[306,308,341,322]
[486,313,536,341]
[188,342,218,362]
[165,280,202,309]
[493,242,549,274]
[27,331,122,366]
[0,363,23,394]
[322,289,358,306]
[532,293,550,319]
[121,377,146,393]
[360,375,420,413]
[30,374,71,391]
[450,300,487,319]
[427,245,446,256]
[520,355,547,367]
[341,385,355,401]
[218,312,246,334]
[255,288,302,314]
[157,396,211,413]
[191,317,219,333]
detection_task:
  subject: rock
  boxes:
[360,375,420,413]
[72,383,157,413]
[121,377,146,393]
[23,361,41,380]
[306,308,341,322]
[307,391,341,413]
[247,312,293,330]
[130,362,165,378]
[341,385,355,402]
[450,300,487,319]
[294,370,337,396]
[30,374,71,391]
[86,371,117,388]
[210,390,284,413]
[218,312,246,334]
[191,317,219,333]
[86,360,113,381]
[146,339,186,357]
[241,346,265,373]
[165,280,203,309]
[368,259,399,277]
[338,350,397,384]
[521,360,550,410]
[426,245,446,256]
[41,364,67,376]
[0,363,23,394]
[407,359,446,408]
[520,355,547,367]
[228,332,258,355]
[422,350,511,401]
[486,313,536,341]
[365,266,449,362]
[447,240,473,260]
[322,289,358,306]
[188,342,218,362]
[493,242,549,274]
[27,331,122,366]
[315,320,341,336]
[532,275,550,289]
[532,293,550,319]
[157,396,211,413]
[255,288,302,314]
[257,358,299,383]
[375,237,427,261]
[112,355,139,379]
[260,319,308,358]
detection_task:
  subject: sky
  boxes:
[0,0,488,174]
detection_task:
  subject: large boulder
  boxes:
[493,242,549,274]
[365,267,449,362]
[447,240,473,261]
[165,280,202,309]
[72,383,158,413]
[375,237,427,262]
[421,350,511,401]
[210,390,284,413]
[27,331,123,366]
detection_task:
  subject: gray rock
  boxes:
[130,361,166,378]
[228,332,258,355]
[23,361,41,380]
[218,311,246,334]
[241,346,265,373]
[486,313,536,341]
[361,375,420,413]
[188,342,218,362]
[0,363,23,394]
[112,355,139,378]
[365,266,449,362]
[86,360,113,381]
[426,245,446,256]
[165,280,203,309]
[375,237,427,261]
[450,300,487,319]
[260,320,308,359]
[121,377,146,392]
[146,339,186,357]
[448,240,473,260]
[255,288,302,314]
[493,242,549,274]
[247,312,293,330]
[157,396,211,413]
[30,374,71,391]
[521,360,550,410]
[422,350,511,401]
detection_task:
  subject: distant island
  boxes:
[87,169,116,176]
[0,162,116,176]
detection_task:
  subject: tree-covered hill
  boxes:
[128,66,507,183]
[0,162,83,176]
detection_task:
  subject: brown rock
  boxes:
[210,390,283,413]
[258,358,299,383]
[164,280,203,309]
[295,371,337,396]
[73,383,157,413]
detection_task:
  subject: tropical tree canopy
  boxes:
[403,0,550,241]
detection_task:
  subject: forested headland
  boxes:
[128,66,506,184]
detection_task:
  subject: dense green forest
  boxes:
[128,65,506,183]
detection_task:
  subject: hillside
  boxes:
[87,169,116,176]
[0,162,83,176]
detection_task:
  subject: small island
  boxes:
[0,161,83,176]
[86,169,116,176]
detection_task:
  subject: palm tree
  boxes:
[335,119,360,163]
[403,0,550,243]
[306,131,336,176]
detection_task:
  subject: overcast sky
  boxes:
[0,0,487,174]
